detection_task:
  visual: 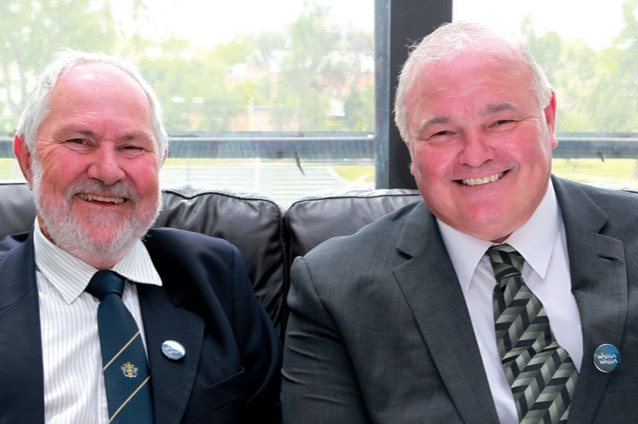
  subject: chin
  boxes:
[42,207,155,260]
[57,224,139,259]
[34,182,161,261]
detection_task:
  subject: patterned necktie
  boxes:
[487,244,578,423]
[86,270,154,423]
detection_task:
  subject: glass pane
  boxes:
[0,0,376,207]
[453,0,638,191]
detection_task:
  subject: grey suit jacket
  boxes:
[282,176,638,423]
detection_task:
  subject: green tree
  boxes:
[522,2,638,134]
[0,0,121,133]
[0,0,375,135]
[595,0,638,132]
[137,36,259,132]
[264,1,374,131]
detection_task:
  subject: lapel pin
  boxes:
[161,340,186,361]
[593,343,621,373]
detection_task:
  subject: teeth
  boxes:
[462,172,503,186]
[78,193,125,204]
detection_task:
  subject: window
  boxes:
[0,0,377,207]
[453,0,638,190]
[2,0,636,205]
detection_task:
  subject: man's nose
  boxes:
[459,130,495,167]
[87,147,126,185]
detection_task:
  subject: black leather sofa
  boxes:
[0,183,421,338]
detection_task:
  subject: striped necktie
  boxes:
[487,244,578,423]
[86,270,154,423]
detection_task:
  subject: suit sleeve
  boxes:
[229,246,283,424]
[144,229,283,423]
[282,256,370,423]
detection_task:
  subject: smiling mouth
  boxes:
[460,172,504,186]
[77,193,126,204]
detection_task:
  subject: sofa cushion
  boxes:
[154,187,286,334]
[283,188,421,261]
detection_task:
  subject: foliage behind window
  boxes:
[0,0,374,136]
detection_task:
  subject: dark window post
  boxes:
[376,0,452,189]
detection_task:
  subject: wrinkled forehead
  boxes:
[47,62,156,132]
[404,46,534,108]
[55,62,148,99]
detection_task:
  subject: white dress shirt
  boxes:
[438,181,583,424]
[33,220,163,424]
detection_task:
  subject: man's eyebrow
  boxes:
[59,126,153,141]
[120,130,153,141]
[413,102,522,138]
[58,127,96,137]
[485,102,519,114]
[416,116,450,135]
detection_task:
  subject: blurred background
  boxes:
[0,0,636,207]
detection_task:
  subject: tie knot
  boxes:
[86,270,125,301]
[487,244,525,280]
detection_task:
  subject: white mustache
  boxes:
[66,180,139,204]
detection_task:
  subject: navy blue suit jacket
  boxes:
[0,227,282,423]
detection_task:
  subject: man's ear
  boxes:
[544,91,558,149]
[14,135,34,188]
[405,141,416,176]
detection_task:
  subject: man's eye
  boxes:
[432,130,452,137]
[492,119,515,127]
[426,130,455,142]
[64,139,92,150]
[121,144,148,156]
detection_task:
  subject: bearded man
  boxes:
[0,50,281,424]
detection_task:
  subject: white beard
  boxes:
[31,158,161,262]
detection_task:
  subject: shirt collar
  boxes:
[34,219,163,304]
[438,180,561,291]
[506,180,561,281]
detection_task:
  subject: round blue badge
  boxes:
[593,344,621,373]
[161,340,186,361]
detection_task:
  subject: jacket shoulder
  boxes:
[0,231,30,261]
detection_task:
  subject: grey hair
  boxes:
[394,21,553,142]
[16,49,168,158]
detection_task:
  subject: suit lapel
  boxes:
[392,204,500,423]
[553,178,628,424]
[0,230,206,424]
[138,284,205,424]
[391,181,629,424]
[0,231,45,423]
